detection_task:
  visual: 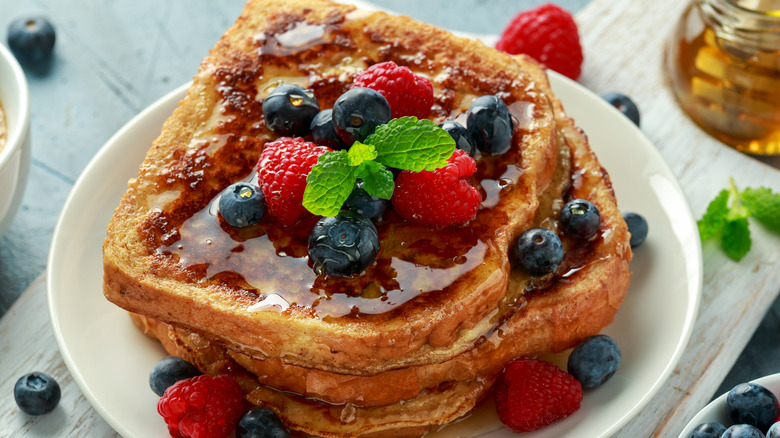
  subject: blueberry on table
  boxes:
[439,120,476,157]
[567,334,621,389]
[218,182,266,228]
[7,16,56,65]
[331,87,391,145]
[14,372,61,415]
[514,227,564,276]
[722,424,766,438]
[622,211,648,247]
[466,95,514,155]
[149,356,202,397]
[601,92,640,126]
[690,422,728,438]
[237,407,291,438]
[560,199,601,240]
[308,210,379,277]
[310,109,348,150]
[344,180,387,221]
[726,382,779,432]
[262,84,320,137]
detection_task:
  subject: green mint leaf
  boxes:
[741,187,780,234]
[347,142,377,167]
[721,217,751,261]
[725,178,750,222]
[302,151,357,217]
[367,117,455,172]
[356,161,394,200]
[697,189,729,241]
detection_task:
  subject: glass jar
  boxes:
[665,0,780,155]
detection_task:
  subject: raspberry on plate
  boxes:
[352,61,434,119]
[257,137,331,226]
[157,374,246,438]
[494,357,583,433]
[391,149,480,227]
[495,3,583,80]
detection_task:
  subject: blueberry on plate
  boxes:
[7,16,56,65]
[601,92,640,126]
[514,227,563,276]
[439,120,476,157]
[237,407,291,438]
[722,424,766,438]
[567,334,621,389]
[726,382,779,432]
[560,199,601,240]
[690,422,728,438]
[310,109,348,150]
[14,372,61,415]
[308,210,380,277]
[466,95,513,156]
[262,84,320,137]
[344,180,387,221]
[622,211,648,248]
[331,87,392,145]
[218,182,266,228]
[149,356,202,397]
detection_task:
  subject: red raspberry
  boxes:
[157,374,246,438]
[257,137,331,226]
[391,149,480,226]
[495,3,583,80]
[352,61,434,119]
[494,357,583,433]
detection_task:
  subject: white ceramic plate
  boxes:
[678,374,780,437]
[48,70,702,438]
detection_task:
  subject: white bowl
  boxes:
[0,43,31,238]
[678,373,780,437]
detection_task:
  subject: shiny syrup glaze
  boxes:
[148,11,584,320]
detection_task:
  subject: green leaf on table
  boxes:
[741,187,780,234]
[697,189,729,240]
[367,117,455,172]
[721,217,751,261]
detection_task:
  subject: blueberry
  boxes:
[7,17,56,66]
[726,383,779,432]
[560,199,601,240]
[237,407,291,438]
[331,87,391,145]
[567,335,621,389]
[601,92,640,126]
[344,180,387,221]
[514,227,564,276]
[722,424,766,438]
[310,109,348,150]
[623,211,648,248]
[308,210,379,277]
[14,372,61,415]
[466,95,513,155]
[262,84,320,136]
[439,121,476,157]
[218,182,266,228]
[149,356,201,397]
[767,422,780,438]
[690,422,728,438]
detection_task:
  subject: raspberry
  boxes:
[391,149,480,226]
[495,3,583,80]
[352,61,434,119]
[157,374,246,438]
[494,357,582,433]
[257,137,331,226]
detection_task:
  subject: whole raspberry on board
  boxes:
[494,357,583,433]
[352,61,434,119]
[495,3,583,80]
[391,149,480,226]
[257,137,331,226]
[157,374,246,438]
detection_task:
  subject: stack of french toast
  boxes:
[101,0,633,436]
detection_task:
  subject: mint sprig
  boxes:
[302,117,455,217]
[697,178,780,261]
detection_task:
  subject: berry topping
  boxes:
[308,210,379,277]
[344,180,388,221]
[723,424,766,438]
[601,92,641,126]
[352,61,434,119]
[262,84,320,137]
[332,87,392,145]
[157,374,246,438]
[623,211,648,248]
[567,334,621,389]
[726,383,779,432]
[439,121,476,157]
[466,95,514,156]
[495,3,583,80]
[218,182,267,228]
[391,149,480,226]
[237,407,292,438]
[691,422,729,438]
[149,356,202,397]
[514,227,564,276]
[768,422,780,438]
[257,137,331,226]
[14,372,61,415]
[560,199,601,240]
[7,17,56,66]
[494,357,582,433]
[310,109,348,150]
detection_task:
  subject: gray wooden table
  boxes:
[0,0,778,437]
